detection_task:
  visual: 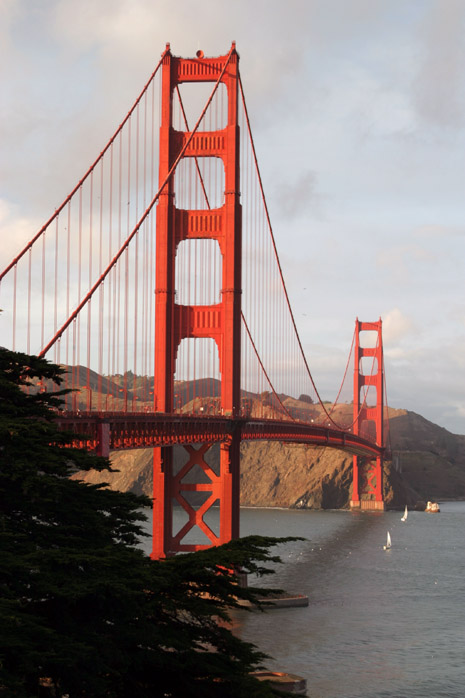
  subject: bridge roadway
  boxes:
[55,412,384,459]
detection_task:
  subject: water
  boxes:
[234,503,465,698]
[141,503,465,697]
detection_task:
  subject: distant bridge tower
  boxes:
[152,44,242,558]
[350,319,385,511]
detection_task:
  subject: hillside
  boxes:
[74,392,465,509]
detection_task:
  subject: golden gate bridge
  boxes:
[0,43,389,558]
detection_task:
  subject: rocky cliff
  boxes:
[75,403,465,510]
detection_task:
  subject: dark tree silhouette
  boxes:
[0,348,293,698]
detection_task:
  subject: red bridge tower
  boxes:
[152,44,242,558]
[350,319,385,511]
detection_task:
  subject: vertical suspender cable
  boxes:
[108,143,114,401]
[41,232,46,351]
[124,117,131,411]
[87,171,93,406]
[239,75,347,429]
[27,249,31,355]
[0,49,168,286]
[98,159,104,408]
[134,103,140,408]
[65,202,71,388]
[12,265,17,351]
[77,187,83,388]
[54,218,59,363]
[116,130,122,397]
[142,91,148,399]
[38,51,232,368]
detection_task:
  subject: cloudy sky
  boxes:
[1,0,464,434]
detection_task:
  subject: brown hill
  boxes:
[388,410,465,501]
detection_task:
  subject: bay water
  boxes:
[141,502,465,697]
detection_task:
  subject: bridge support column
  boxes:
[351,319,385,511]
[96,422,110,458]
[151,431,241,558]
[219,433,241,543]
[350,455,360,509]
[152,447,173,559]
[152,45,242,557]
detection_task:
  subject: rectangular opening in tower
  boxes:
[172,82,228,132]
[360,384,377,408]
[359,329,378,348]
[175,338,221,413]
[359,356,379,375]
[175,239,222,305]
[174,156,225,210]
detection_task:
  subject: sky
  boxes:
[1,0,464,434]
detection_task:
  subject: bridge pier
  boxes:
[350,499,385,512]
[360,500,385,511]
[350,455,384,511]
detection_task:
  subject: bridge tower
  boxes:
[152,44,242,557]
[350,319,385,511]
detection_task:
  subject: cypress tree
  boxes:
[0,348,293,697]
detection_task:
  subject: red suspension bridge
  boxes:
[0,44,389,558]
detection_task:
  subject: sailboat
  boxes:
[401,505,408,522]
[383,531,392,550]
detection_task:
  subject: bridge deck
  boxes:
[55,412,384,458]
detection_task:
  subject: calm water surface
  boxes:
[142,503,465,697]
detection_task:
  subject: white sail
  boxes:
[401,505,408,522]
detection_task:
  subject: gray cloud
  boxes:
[275,170,323,219]
[412,0,465,128]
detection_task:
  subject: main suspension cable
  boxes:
[239,74,349,429]
[39,47,235,358]
[0,47,170,283]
